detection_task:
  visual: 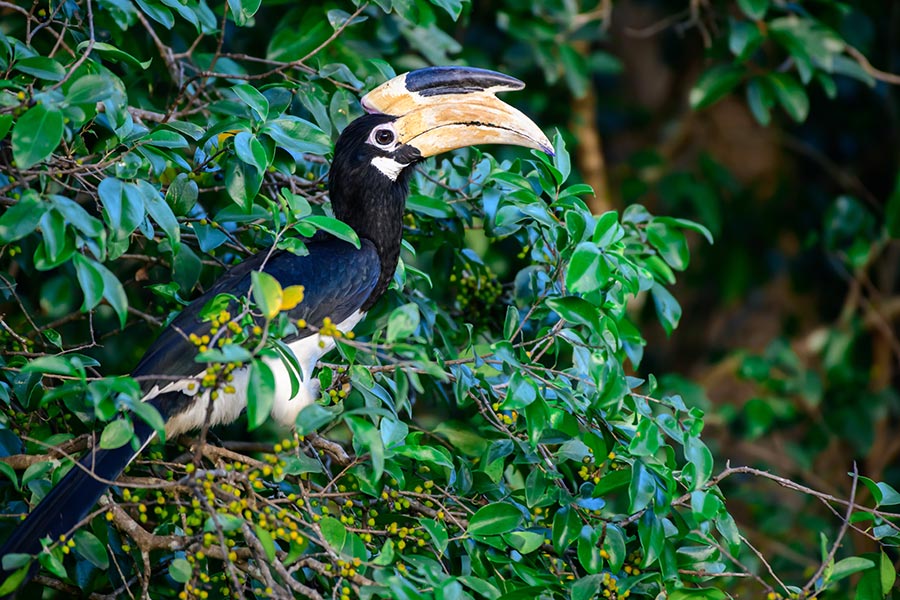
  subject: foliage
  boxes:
[0,0,898,599]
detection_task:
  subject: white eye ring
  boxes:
[369,124,397,148]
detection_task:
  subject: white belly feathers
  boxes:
[148,310,366,436]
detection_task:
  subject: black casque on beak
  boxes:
[361,66,553,158]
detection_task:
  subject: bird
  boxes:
[0,66,551,593]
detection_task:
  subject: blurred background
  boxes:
[376,0,900,584]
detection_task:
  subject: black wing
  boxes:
[133,237,381,395]
[0,238,381,585]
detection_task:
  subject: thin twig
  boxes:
[803,463,860,594]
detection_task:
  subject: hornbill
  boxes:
[0,66,551,591]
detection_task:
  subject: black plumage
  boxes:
[0,113,420,591]
[0,66,550,596]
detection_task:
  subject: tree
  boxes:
[0,0,898,598]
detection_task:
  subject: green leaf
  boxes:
[225,158,262,211]
[231,83,269,120]
[66,75,116,105]
[22,355,76,376]
[166,173,199,216]
[552,505,581,553]
[372,538,395,567]
[78,41,151,69]
[737,0,768,19]
[229,0,261,26]
[0,189,48,243]
[657,217,713,245]
[302,215,360,248]
[880,550,896,593]
[603,525,627,573]
[407,194,454,218]
[143,129,189,149]
[247,360,275,430]
[420,518,449,555]
[716,512,741,554]
[546,296,600,329]
[467,503,523,536]
[255,526,276,562]
[505,531,544,555]
[262,117,331,156]
[684,436,714,488]
[74,530,108,569]
[429,0,464,20]
[690,65,744,110]
[629,418,662,457]
[49,195,103,238]
[38,209,67,264]
[14,56,65,80]
[829,556,875,584]
[98,178,146,240]
[73,254,105,312]
[647,219,690,271]
[195,344,253,364]
[319,516,347,553]
[134,0,174,27]
[99,418,134,449]
[0,114,13,141]
[203,513,243,533]
[12,103,65,169]
[234,131,268,176]
[39,551,67,579]
[458,576,500,600]
[173,244,201,292]
[94,259,129,327]
[394,445,454,470]
[42,326,62,349]
[251,270,283,320]
[433,422,488,456]
[566,242,609,294]
[651,282,682,335]
[690,490,723,520]
[386,303,420,342]
[767,72,809,123]
[572,576,606,600]
[628,461,656,513]
[874,481,900,506]
[729,20,763,61]
[345,415,384,482]
[524,469,549,508]
[130,400,167,442]
[0,565,29,596]
[169,557,192,583]
[296,403,340,434]
[552,129,571,184]
[163,120,206,140]
[137,180,180,251]
[577,525,603,573]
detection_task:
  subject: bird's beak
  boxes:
[361,66,553,158]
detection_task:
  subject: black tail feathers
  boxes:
[0,418,155,597]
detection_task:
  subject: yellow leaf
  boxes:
[216,130,240,147]
[280,285,305,311]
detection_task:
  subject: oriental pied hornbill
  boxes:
[0,66,551,592]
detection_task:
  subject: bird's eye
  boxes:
[373,128,395,147]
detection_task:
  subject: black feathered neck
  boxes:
[328,114,421,310]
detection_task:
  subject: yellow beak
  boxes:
[361,67,553,158]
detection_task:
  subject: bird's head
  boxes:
[329,66,551,224]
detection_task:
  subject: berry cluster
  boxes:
[448,258,504,328]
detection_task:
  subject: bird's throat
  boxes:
[330,171,410,310]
